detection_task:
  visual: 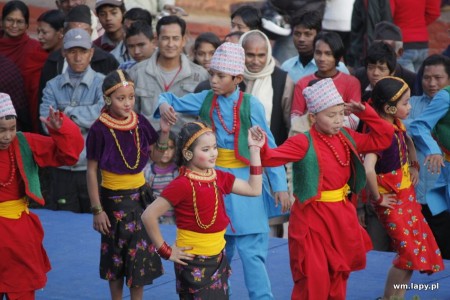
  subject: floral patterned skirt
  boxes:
[175,250,231,299]
[375,184,444,273]
[99,185,163,287]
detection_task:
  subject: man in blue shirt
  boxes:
[281,10,348,84]
[408,54,450,259]
[40,28,105,213]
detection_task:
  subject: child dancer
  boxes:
[0,93,83,299]
[142,121,264,299]
[157,42,290,300]
[249,78,395,300]
[144,130,178,224]
[364,76,444,300]
[86,70,167,300]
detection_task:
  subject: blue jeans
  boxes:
[397,48,429,72]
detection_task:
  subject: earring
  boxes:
[184,150,193,161]
[104,96,112,105]
[387,106,397,115]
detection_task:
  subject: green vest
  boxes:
[198,90,252,164]
[432,86,450,154]
[292,129,366,203]
[15,132,43,204]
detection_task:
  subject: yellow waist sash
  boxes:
[316,184,350,202]
[101,170,145,190]
[378,163,411,194]
[176,228,226,256]
[216,148,247,169]
[444,152,450,163]
[0,198,29,219]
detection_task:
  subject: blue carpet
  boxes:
[32,209,450,300]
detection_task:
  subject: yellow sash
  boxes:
[378,163,411,194]
[216,148,247,169]
[0,198,29,219]
[316,184,350,202]
[176,228,226,256]
[101,170,145,190]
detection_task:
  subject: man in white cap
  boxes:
[252,78,394,300]
[40,28,105,213]
[0,93,83,300]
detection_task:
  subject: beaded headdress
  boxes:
[104,69,135,96]
[182,122,213,151]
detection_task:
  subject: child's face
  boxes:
[187,132,218,172]
[159,139,176,165]
[314,40,336,74]
[108,85,135,119]
[126,33,155,63]
[310,104,345,136]
[0,117,16,150]
[367,62,391,87]
[209,69,241,97]
[97,5,123,34]
[194,42,216,71]
[391,90,411,120]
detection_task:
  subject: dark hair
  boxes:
[102,69,134,95]
[231,5,262,31]
[125,21,154,41]
[365,42,397,74]
[175,122,213,167]
[2,0,29,25]
[290,10,322,32]
[314,31,344,67]
[419,54,450,79]
[224,31,244,42]
[37,9,65,31]
[0,115,16,120]
[95,3,126,17]
[194,32,221,52]
[123,7,152,27]
[156,15,186,36]
[371,76,409,114]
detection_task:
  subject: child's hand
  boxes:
[160,103,177,125]
[93,211,111,235]
[40,106,63,130]
[345,100,365,115]
[160,116,172,133]
[248,126,265,148]
[424,154,445,175]
[409,166,419,186]
[377,193,397,209]
[169,244,195,266]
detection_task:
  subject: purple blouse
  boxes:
[86,113,158,174]
[375,130,408,174]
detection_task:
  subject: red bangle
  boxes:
[250,166,263,175]
[376,194,383,205]
[410,161,420,171]
[156,241,172,260]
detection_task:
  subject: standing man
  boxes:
[281,10,348,84]
[40,28,105,213]
[129,15,209,132]
[405,54,450,259]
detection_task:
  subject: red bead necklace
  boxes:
[215,100,237,134]
[1,147,16,187]
[316,131,351,167]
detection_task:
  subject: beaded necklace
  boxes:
[185,168,219,229]
[0,147,16,187]
[215,100,237,134]
[316,131,350,167]
[394,130,408,176]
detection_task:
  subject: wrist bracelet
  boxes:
[91,205,103,215]
[156,140,169,151]
[250,166,263,175]
[375,194,383,205]
[156,241,172,260]
[409,160,420,171]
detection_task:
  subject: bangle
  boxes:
[91,205,103,215]
[250,166,263,175]
[409,160,420,171]
[156,140,169,151]
[375,194,383,205]
[156,241,172,260]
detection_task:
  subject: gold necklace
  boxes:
[110,126,141,170]
[189,178,219,229]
